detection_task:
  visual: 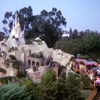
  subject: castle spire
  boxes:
[15,11,18,26]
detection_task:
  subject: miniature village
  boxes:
[0,12,73,82]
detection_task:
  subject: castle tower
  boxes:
[8,11,25,47]
[15,11,18,26]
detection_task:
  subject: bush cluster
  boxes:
[8,47,18,52]
[33,39,42,42]
[30,52,43,59]
[9,55,16,60]
[25,39,32,44]
[0,76,14,84]
[0,67,6,74]
[54,31,100,59]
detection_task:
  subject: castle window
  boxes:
[28,60,31,68]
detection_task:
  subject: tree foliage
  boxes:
[83,32,100,54]
[30,7,66,47]
[2,7,66,48]
[54,37,85,55]
[66,72,81,100]
[0,69,84,100]
[55,31,100,58]
[19,6,33,31]
[0,81,31,100]
[40,68,56,86]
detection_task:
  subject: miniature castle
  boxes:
[0,12,73,82]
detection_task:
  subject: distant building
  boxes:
[62,30,70,37]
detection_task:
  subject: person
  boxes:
[77,54,81,59]
[95,73,100,86]
[33,66,36,72]
[94,65,100,87]
[97,64,100,73]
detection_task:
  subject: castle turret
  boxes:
[7,11,25,47]
[15,11,18,26]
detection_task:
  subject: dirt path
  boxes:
[85,81,99,100]
[86,89,97,100]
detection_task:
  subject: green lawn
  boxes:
[81,90,91,100]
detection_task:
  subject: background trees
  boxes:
[54,31,100,59]
[2,12,13,34]
[2,7,66,48]
[19,6,33,31]
[30,7,66,47]
[83,32,100,55]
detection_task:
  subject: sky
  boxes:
[0,0,100,33]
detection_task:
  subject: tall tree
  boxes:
[83,31,100,55]
[72,29,78,39]
[69,27,72,39]
[2,12,13,34]
[2,6,33,34]
[79,31,85,38]
[19,6,33,31]
[31,7,67,47]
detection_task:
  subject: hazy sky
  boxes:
[0,0,100,32]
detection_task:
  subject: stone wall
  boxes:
[28,71,41,83]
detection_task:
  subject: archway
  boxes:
[32,61,35,66]
[36,62,39,66]
[28,60,31,68]
[36,62,39,71]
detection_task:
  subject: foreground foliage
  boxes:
[0,69,90,100]
[0,82,31,100]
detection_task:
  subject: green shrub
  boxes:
[0,81,31,100]
[30,52,43,59]
[25,39,32,44]
[33,39,42,42]
[38,42,42,45]
[8,47,18,52]
[14,47,18,50]
[16,69,28,78]
[40,68,56,86]
[0,76,15,84]
[12,60,23,69]
[9,55,16,60]
[3,61,10,66]
[8,48,12,52]
[80,70,91,89]
[0,67,6,74]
